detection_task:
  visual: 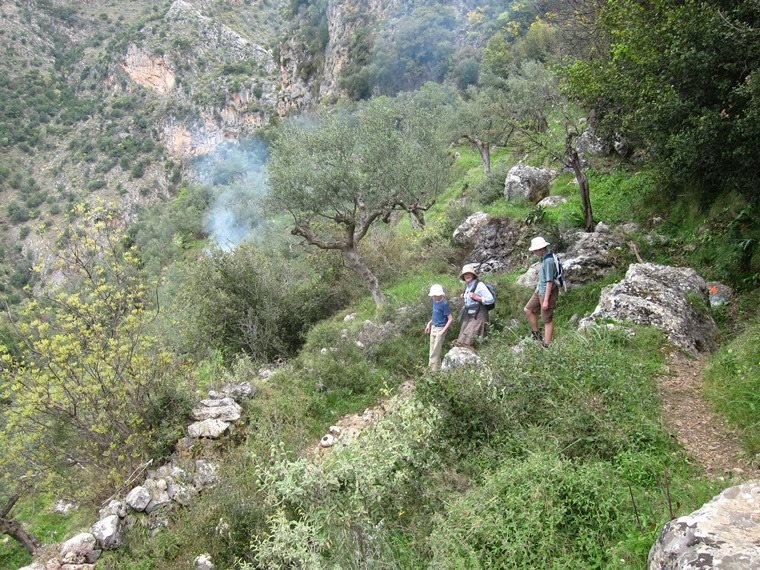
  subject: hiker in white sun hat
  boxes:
[524,236,559,346]
[454,263,494,351]
[424,284,452,371]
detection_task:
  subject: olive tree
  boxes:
[267,95,450,306]
[448,86,518,174]
[506,61,595,231]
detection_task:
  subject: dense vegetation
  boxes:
[1,0,759,568]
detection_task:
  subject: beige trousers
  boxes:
[428,325,447,371]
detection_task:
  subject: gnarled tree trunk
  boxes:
[342,247,385,307]
[1,494,40,555]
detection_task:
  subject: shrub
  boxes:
[473,160,510,205]
[0,204,189,498]
[428,453,631,568]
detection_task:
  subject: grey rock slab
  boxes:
[648,481,760,569]
[90,515,122,550]
[187,418,230,439]
[442,347,483,371]
[125,485,151,512]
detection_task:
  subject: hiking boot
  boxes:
[531,330,542,342]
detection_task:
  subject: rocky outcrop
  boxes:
[579,263,717,355]
[648,481,760,569]
[121,44,176,94]
[517,223,631,289]
[462,217,535,274]
[504,165,557,203]
[453,212,492,246]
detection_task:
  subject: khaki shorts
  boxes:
[525,288,559,323]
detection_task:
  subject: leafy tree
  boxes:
[0,204,183,502]
[267,95,450,306]
[506,61,595,230]
[447,86,518,174]
[567,0,760,201]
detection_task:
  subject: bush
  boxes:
[473,161,510,205]
[430,453,634,568]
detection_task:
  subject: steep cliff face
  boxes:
[277,0,400,114]
[111,0,280,158]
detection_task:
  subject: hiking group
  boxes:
[425,235,562,370]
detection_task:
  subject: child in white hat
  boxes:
[425,284,453,371]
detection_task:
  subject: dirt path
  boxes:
[306,380,415,460]
[657,353,758,479]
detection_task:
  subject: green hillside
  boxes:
[1,0,759,568]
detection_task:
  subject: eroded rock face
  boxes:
[504,165,557,203]
[463,217,534,274]
[579,263,717,355]
[121,44,176,94]
[648,481,760,569]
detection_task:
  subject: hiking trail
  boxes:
[657,352,758,479]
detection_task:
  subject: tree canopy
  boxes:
[267,94,451,306]
[567,0,760,201]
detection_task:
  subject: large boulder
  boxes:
[453,212,492,246]
[463,217,534,274]
[579,263,717,355]
[504,165,557,203]
[648,481,760,569]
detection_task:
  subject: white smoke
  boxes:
[193,139,269,250]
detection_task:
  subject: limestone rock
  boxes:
[648,481,760,569]
[579,263,717,355]
[442,347,482,371]
[60,533,99,564]
[453,212,491,245]
[125,485,151,512]
[504,165,557,203]
[18,563,45,570]
[98,500,127,520]
[537,196,567,208]
[220,382,254,400]
[320,434,336,448]
[144,478,171,513]
[187,418,230,439]
[90,515,122,550]
[193,460,220,489]
[191,398,242,422]
[194,553,215,570]
[52,500,77,515]
[464,216,534,274]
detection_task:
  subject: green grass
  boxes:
[0,495,94,569]
[703,320,760,459]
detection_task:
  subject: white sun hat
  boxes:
[528,236,551,251]
[428,284,445,297]
[459,263,480,279]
